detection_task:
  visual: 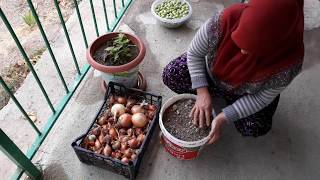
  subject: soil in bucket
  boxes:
[163,99,211,142]
[93,34,139,66]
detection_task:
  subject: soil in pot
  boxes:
[163,99,211,142]
[93,34,139,66]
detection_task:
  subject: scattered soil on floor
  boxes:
[163,99,211,142]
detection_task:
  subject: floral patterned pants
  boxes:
[162,53,280,137]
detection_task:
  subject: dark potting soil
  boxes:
[93,41,139,66]
[163,99,211,142]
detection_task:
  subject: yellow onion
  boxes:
[111,104,126,117]
[132,113,148,128]
[118,113,132,128]
[131,105,145,114]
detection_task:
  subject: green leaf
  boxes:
[105,46,115,51]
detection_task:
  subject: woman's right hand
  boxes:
[189,87,212,128]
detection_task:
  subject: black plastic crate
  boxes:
[72,82,162,179]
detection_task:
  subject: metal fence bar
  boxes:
[12,64,91,179]
[0,129,42,180]
[121,0,125,7]
[72,0,88,48]
[101,0,111,31]
[113,0,118,18]
[26,0,69,93]
[1,0,135,179]
[0,77,41,135]
[53,0,81,75]
[0,8,55,114]
[110,0,133,31]
[89,0,100,37]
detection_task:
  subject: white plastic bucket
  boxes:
[159,94,211,160]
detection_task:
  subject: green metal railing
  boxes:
[0,0,133,179]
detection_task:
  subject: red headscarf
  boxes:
[212,0,304,88]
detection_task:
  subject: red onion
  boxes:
[98,116,107,125]
[128,138,139,149]
[117,97,127,105]
[121,157,129,163]
[103,144,112,157]
[137,134,145,144]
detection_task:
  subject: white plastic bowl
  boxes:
[151,0,193,28]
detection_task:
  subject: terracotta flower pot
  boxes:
[87,32,146,88]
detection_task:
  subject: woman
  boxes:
[162,0,304,144]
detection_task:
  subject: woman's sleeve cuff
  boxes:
[191,76,209,89]
[222,105,240,122]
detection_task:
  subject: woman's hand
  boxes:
[207,112,227,144]
[189,87,212,128]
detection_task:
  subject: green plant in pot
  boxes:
[87,32,146,88]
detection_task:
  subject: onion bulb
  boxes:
[148,104,157,111]
[92,127,101,136]
[131,105,145,114]
[111,104,126,117]
[128,138,139,149]
[121,157,130,163]
[132,113,148,128]
[134,128,143,136]
[109,95,116,104]
[115,151,122,159]
[98,116,107,125]
[119,128,127,135]
[112,141,121,150]
[102,135,111,145]
[118,113,132,128]
[95,140,102,149]
[120,143,128,152]
[137,134,145,143]
[120,136,130,143]
[123,149,132,158]
[88,134,96,142]
[109,127,118,139]
[131,153,137,160]
[117,96,127,105]
[127,128,133,136]
[147,110,156,120]
[111,152,116,158]
[103,144,112,157]
[126,99,136,108]
[98,134,105,144]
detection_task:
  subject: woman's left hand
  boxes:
[207,112,227,145]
